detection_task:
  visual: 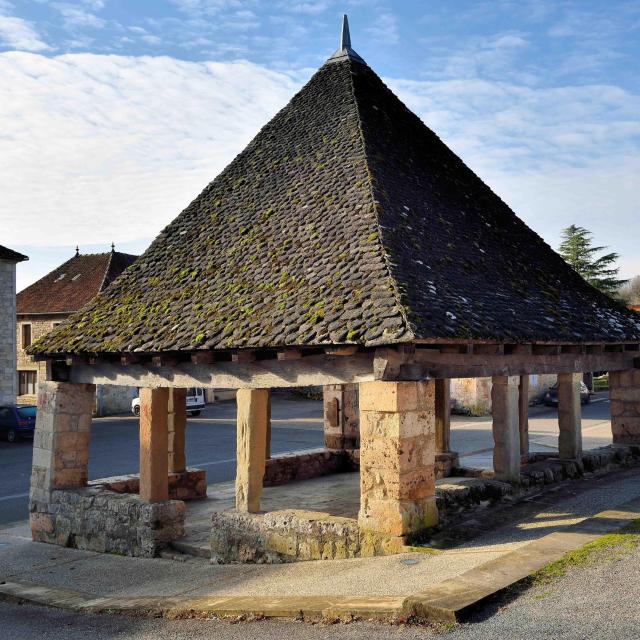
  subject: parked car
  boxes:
[131,387,205,417]
[544,381,591,406]
[0,405,37,442]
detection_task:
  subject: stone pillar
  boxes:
[358,381,438,539]
[29,381,95,535]
[519,375,530,457]
[491,376,520,482]
[168,388,187,473]
[558,372,582,459]
[0,259,18,405]
[434,379,459,477]
[323,384,359,450]
[266,392,272,460]
[236,388,269,513]
[610,370,640,444]
[139,387,169,503]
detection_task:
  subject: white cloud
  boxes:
[365,12,398,45]
[52,2,105,29]
[0,52,300,249]
[0,15,50,51]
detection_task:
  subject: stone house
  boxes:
[0,245,28,405]
[25,17,640,563]
[17,247,138,414]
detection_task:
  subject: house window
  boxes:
[18,371,37,396]
[21,324,32,349]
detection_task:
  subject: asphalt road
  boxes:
[0,392,613,526]
[0,392,324,526]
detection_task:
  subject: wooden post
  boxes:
[519,375,529,457]
[139,387,169,503]
[236,388,269,513]
[435,378,451,453]
[358,381,438,538]
[323,384,359,450]
[558,372,582,459]
[168,388,187,473]
[491,376,521,481]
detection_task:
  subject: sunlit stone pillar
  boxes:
[168,388,187,474]
[139,387,169,503]
[610,370,640,444]
[491,376,520,481]
[558,373,582,459]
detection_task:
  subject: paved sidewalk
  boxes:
[2,468,640,623]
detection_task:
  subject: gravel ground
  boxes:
[2,542,640,640]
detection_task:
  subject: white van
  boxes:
[131,387,205,417]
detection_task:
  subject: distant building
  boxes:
[0,245,28,405]
[17,247,137,414]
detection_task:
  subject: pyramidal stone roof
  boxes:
[30,20,640,356]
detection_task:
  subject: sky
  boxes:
[1,0,639,291]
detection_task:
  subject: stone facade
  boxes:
[0,259,18,404]
[17,314,135,414]
[610,369,640,444]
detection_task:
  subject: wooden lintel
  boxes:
[505,344,532,355]
[560,345,584,355]
[277,349,302,361]
[324,345,359,356]
[605,344,625,353]
[121,354,140,366]
[232,350,256,363]
[67,350,377,389]
[586,344,604,354]
[624,343,640,352]
[65,355,86,366]
[191,351,215,365]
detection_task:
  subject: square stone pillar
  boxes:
[491,376,520,482]
[139,387,169,503]
[168,388,187,473]
[30,381,95,535]
[236,388,269,513]
[358,381,438,539]
[323,384,359,450]
[519,375,530,457]
[610,370,640,444]
[558,372,582,459]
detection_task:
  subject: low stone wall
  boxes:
[264,449,358,486]
[94,468,207,501]
[210,509,402,564]
[31,485,185,557]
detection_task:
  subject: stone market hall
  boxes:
[27,17,640,561]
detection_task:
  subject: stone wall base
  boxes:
[435,452,460,478]
[210,509,403,564]
[264,449,358,486]
[30,486,185,558]
[93,468,207,501]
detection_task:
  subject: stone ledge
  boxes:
[210,509,403,563]
[264,449,358,487]
[89,468,207,501]
[30,486,186,558]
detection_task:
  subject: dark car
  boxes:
[0,405,37,442]
[544,382,590,407]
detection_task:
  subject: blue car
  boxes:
[0,405,37,442]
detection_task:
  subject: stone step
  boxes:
[170,538,211,559]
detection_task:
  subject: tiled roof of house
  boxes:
[0,245,28,263]
[18,250,137,315]
[29,43,640,356]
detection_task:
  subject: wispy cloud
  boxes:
[0,15,50,51]
[365,12,398,45]
[51,1,106,29]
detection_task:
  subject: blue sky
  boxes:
[1,0,639,290]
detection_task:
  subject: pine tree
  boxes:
[558,225,627,295]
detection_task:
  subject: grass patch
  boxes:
[533,518,640,586]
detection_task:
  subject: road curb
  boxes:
[1,497,640,624]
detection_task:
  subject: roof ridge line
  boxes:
[97,250,114,293]
[345,64,416,345]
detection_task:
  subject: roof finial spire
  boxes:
[111,242,115,253]
[75,245,79,257]
[327,14,365,65]
[340,14,351,49]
